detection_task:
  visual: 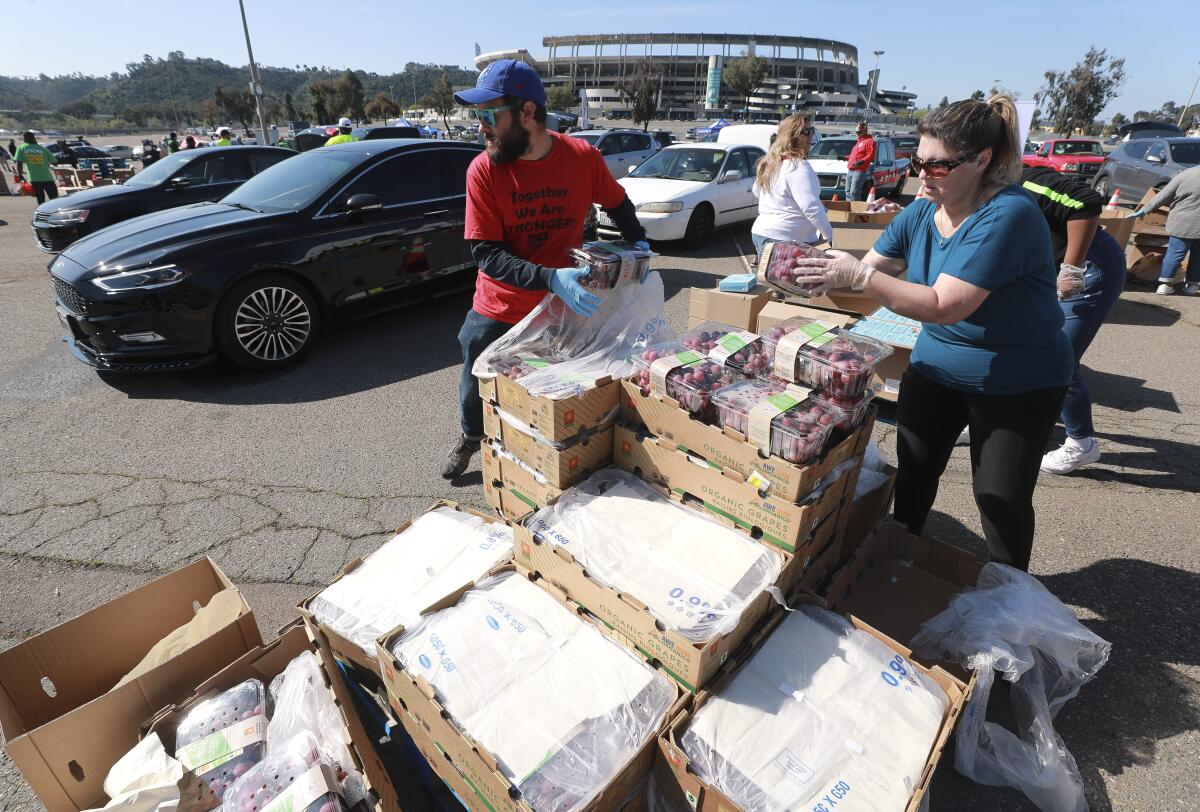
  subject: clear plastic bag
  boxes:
[174,679,268,808]
[682,605,948,812]
[525,469,783,643]
[911,563,1111,812]
[222,732,347,812]
[391,572,676,812]
[473,273,675,399]
[308,507,513,654]
[267,652,354,781]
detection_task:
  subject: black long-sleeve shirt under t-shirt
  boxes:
[1019,165,1103,265]
[470,196,646,290]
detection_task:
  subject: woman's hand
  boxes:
[1057,263,1085,300]
[793,249,876,296]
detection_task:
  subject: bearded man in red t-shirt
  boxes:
[442,59,648,479]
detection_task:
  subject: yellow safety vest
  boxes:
[325,133,355,146]
[215,138,232,147]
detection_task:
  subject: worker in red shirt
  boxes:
[442,59,648,479]
[845,121,877,202]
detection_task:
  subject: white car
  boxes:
[101,145,134,160]
[572,129,660,179]
[596,142,765,247]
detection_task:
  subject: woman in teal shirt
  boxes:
[797,96,1072,571]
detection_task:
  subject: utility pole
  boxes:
[1180,62,1200,130]
[866,50,884,113]
[238,0,271,143]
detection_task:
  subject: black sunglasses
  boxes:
[910,153,979,179]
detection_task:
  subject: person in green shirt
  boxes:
[325,117,355,146]
[215,127,233,147]
[167,131,180,153]
[14,131,58,204]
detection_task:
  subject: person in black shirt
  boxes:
[1020,165,1126,475]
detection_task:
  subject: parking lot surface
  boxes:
[0,180,1197,810]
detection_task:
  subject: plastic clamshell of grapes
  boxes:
[811,386,878,433]
[712,378,845,464]
[569,240,655,289]
[759,316,847,382]
[631,340,746,420]
[679,320,769,375]
[222,732,347,812]
[758,241,832,297]
[490,352,564,381]
[174,678,269,809]
[794,329,893,398]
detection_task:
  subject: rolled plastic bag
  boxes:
[473,272,675,399]
[911,563,1111,812]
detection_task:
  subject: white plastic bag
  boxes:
[911,563,1111,812]
[267,652,355,777]
[473,273,674,399]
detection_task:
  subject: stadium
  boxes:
[474,33,916,121]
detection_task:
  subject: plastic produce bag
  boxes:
[267,652,354,780]
[473,273,675,399]
[682,605,948,811]
[911,564,1111,812]
[525,469,783,643]
[174,679,268,809]
[391,572,676,812]
[308,507,513,654]
[222,732,347,812]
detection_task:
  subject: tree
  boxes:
[57,100,96,119]
[365,91,401,122]
[200,98,220,127]
[722,55,769,120]
[546,83,577,112]
[1037,47,1125,135]
[213,84,256,129]
[970,89,985,101]
[284,91,300,122]
[308,78,338,123]
[1133,110,1153,122]
[421,72,456,131]
[1104,111,1128,135]
[1157,101,1179,122]
[937,96,949,109]
[616,60,662,131]
[336,70,367,121]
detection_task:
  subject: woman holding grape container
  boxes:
[794,95,1072,571]
[750,114,833,261]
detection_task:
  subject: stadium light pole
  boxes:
[238,0,271,143]
[1181,62,1200,130]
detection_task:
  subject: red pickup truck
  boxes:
[1021,138,1106,181]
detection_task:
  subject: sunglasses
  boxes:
[910,153,979,179]
[477,102,521,127]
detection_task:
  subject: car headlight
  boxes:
[91,264,187,293]
[47,208,89,224]
[1062,163,1079,171]
[636,201,685,213]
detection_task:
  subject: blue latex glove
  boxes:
[1131,208,1146,218]
[633,240,651,252]
[549,267,602,317]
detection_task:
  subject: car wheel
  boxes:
[683,205,714,249]
[1093,175,1111,198]
[215,273,319,370]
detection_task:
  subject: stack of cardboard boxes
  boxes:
[1121,189,1186,284]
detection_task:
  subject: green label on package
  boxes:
[772,321,836,381]
[709,330,759,366]
[748,393,800,455]
[177,714,266,773]
[520,356,550,368]
[649,350,703,393]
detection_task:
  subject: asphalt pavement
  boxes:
[0,181,1197,811]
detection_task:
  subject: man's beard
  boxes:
[487,121,530,163]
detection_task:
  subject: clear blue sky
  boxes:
[3,0,1196,118]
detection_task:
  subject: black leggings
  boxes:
[894,367,1066,571]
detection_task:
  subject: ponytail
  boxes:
[918,94,1022,186]
[985,94,1022,185]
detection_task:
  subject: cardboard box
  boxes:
[482,401,613,488]
[754,299,857,333]
[147,623,399,812]
[835,463,898,572]
[1132,187,1169,234]
[1127,234,1183,283]
[0,559,261,812]
[1098,208,1136,248]
[824,200,900,224]
[618,379,873,504]
[829,221,889,259]
[654,593,969,812]
[481,441,564,522]
[377,564,687,812]
[687,287,773,331]
[478,373,619,444]
[612,423,856,555]
[298,500,511,679]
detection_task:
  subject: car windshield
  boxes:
[222,149,364,212]
[630,148,726,182]
[893,137,918,149]
[123,151,195,187]
[809,140,854,159]
[572,134,601,146]
[1053,141,1103,156]
[1170,142,1200,165]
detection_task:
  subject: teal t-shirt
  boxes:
[873,185,1072,394]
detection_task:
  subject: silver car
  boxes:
[1093,137,1200,204]
[570,129,660,178]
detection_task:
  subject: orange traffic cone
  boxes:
[1105,189,1121,210]
[831,194,840,201]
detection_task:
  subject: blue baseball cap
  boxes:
[454,59,546,108]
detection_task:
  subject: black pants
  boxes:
[894,367,1066,571]
[32,180,58,204]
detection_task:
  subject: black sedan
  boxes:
[32,146,294,252]
[50,139,482,372]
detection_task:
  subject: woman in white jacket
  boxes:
[750,114,833,260]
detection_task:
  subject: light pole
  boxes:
[1180,62,1200,130]
[237,0,270,143]
[866,50,884,113]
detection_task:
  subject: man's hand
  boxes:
[549,267,602,317]
[792,249,876,296]
[1057,263,1086,300]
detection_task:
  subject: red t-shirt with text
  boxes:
[464,131,628,323]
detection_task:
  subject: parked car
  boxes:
[32,146,294,253]
[806,136,908,200]
[293,125,341,152]
[596,142,765,248]
[570,129,660,178]
[101,145,135,160]
[49,140,483,372]
[1022,139,1106,181]
[351,125,421,140]
[651,130,675,149]
[1116,121,1183,142]
[892,133,919,173]
[1092,137,1200,204]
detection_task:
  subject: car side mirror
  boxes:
[346,193,382,212]
[168,177,191,189]
[721,169,743,183]
[627,164,638,175]
[1146,153,1164,164]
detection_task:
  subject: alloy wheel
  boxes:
[233,286,312,362]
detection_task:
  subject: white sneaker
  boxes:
[1185,283,1200,295]
[1156,283,1175,295]
[1041,439,1101,475]
[955,427,970,446]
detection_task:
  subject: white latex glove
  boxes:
[1057,263,1085,300]
[792,249,877,296]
